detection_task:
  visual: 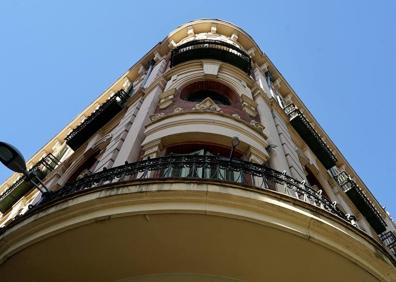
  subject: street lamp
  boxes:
[0,141,50,194]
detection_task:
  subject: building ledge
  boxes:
[0,180,395,281]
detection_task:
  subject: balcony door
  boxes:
[163,146,243,183]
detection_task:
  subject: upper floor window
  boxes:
[180,81,236,106]
[65,152,99,185]
[185,90,231,105]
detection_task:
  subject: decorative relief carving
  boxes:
[173,107,184,113]
[250,120,265,133]
[241,95,257,117]
[192,97,222,112]
[231,113,241,120]
[159,88,177,109]
[203,62,220,77]
[150,113,165,122]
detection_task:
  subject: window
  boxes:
[163,145,243,183]
[66,152,99,185]
[186,90,231,105]
[180,81,236,107]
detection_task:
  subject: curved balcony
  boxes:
[1,155,395,281]
[1,154,355,233]
[171,39,252,75]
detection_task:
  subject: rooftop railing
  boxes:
[171,39,252,75]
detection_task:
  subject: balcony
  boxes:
[65,89,129,150]
[170,39,252,75]
[0,154,356,233]
[380,231,396,257]
[0,153,61,213]
[2,154,395,281]
[284,104,337,169]
[335,171,387,234]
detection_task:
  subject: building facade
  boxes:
[0,19,395,281]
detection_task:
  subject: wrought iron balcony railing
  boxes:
[0,153,61,213]
[284,104,337,169]
[171,39,252,75]
[380,231,396,257]
[0,154,357,234]
[335,171,387,234]
[65,89,129,150]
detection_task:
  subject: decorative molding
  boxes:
[250,120,265,133]
[259,63,269,72]
[273,78,281,89]
[159,88,177,109]
[210,24,217,34]
[241,95,257,117]
[192,97,222,112]
[247,48,256,57]
[168,40,177,50]
[231,113,241,120]
[142,139,163,159]
[187,26,195,36]
[153,51,162,62]
[143,112,269,160]
[173,107,183,113]
[230,33,238,42]
[203,62,221,77]
[150,113,165,122]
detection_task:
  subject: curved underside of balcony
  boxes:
[0,180,394,282]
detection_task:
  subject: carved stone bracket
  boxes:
[250,120,265,134]
[241,95,257,117]
[159,88,177,109]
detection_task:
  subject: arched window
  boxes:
[180,81,236,106]
[185,90,231,105]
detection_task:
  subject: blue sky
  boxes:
[0,1,395,216]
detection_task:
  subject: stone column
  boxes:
[113,84,164,166]
[254,93,291,175]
